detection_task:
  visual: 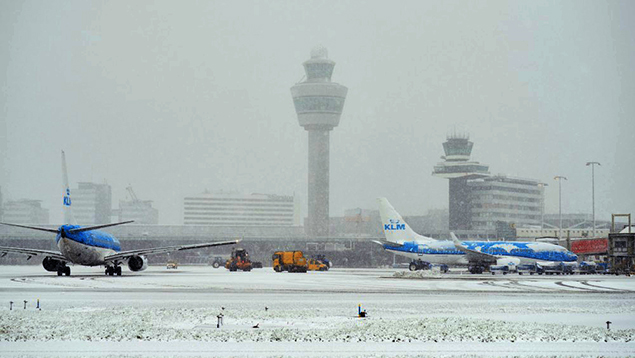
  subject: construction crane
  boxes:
[126,185,140,204]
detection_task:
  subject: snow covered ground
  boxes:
[0,265,634,357]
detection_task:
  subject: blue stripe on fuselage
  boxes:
[55,225,121,252]
[385,240,576,262]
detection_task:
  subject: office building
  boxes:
[72,182,112,225]
[2,199,49,224]
[470,175,544,231]
[183,192,300,226]
[118,200,158,225]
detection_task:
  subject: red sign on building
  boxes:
[571,239,608,254]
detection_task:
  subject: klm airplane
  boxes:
[0,152,239,276]
[375,198,577,274]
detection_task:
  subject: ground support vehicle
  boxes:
[272,251,308,272]
[313,254,332,268]
[409,259,431,271]
[166,260,178,269]
[562,264,575,275]
[209,256,226,269]
[517,263,542,275]
[576,261,597,274]
[542,262,565,275]
[225,248,253,272]
[307,258,328,271]
[490,265,510,275]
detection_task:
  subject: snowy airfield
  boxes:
[1,265,635,357]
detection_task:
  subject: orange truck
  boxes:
[272,251,307,272]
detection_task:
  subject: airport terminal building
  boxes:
[183,192,301,226]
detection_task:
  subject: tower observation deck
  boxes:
[432,134,489,230]
[291,46,348,237]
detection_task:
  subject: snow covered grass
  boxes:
[1,266,635,356]
[392,270,443,279]
[2,303,634,343]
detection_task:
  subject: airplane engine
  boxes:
[127,255,148,272]
[496,257,520,269]
[42,256,63,272]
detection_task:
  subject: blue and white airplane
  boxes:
[0,152,239,276]
[375,198,578,273]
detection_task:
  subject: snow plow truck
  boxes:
[272,251,308,272]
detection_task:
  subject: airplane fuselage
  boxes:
[384,240,577,265]
[56,225,120,266]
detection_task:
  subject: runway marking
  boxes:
[506,280,554,291]
[479,281,518,290]
[581,281,631,292]
[554,281,596,291]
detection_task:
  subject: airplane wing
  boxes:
[103,239,241,263]
[0,246,67,262]
[68,220,134,234]
[450,233,497,264]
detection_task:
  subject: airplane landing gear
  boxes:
[105,266,122,276]
[468,265,485,274]
[57,265,71,276]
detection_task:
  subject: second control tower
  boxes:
[291,47,348,237]
[432,134,489,230]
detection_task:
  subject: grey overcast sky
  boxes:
[1,0,634,224]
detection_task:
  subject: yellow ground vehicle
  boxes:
[307,258,328,271]
[225,248,253,272]
[166,260,178,269]
[272,251,307,272]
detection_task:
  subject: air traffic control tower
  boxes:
[432,134,489,230]
[291,46,348,237]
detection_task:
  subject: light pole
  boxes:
[554,176,567,241]
[586,162,601,238]
[538,183,548,232]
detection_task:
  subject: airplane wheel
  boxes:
[116,266,122,276]
[57,269,63,276]
[64,267,71,276]
[409,262,417,271]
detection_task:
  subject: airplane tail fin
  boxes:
[61,151,76,225]
[377,197,436,244]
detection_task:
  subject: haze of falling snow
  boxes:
[0,0,634,224]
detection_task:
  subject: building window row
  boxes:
[184,197,293,203]
[470,185,540,195]
[472,203,539,211]
[293,96,345,113]
[472,194,540,203]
